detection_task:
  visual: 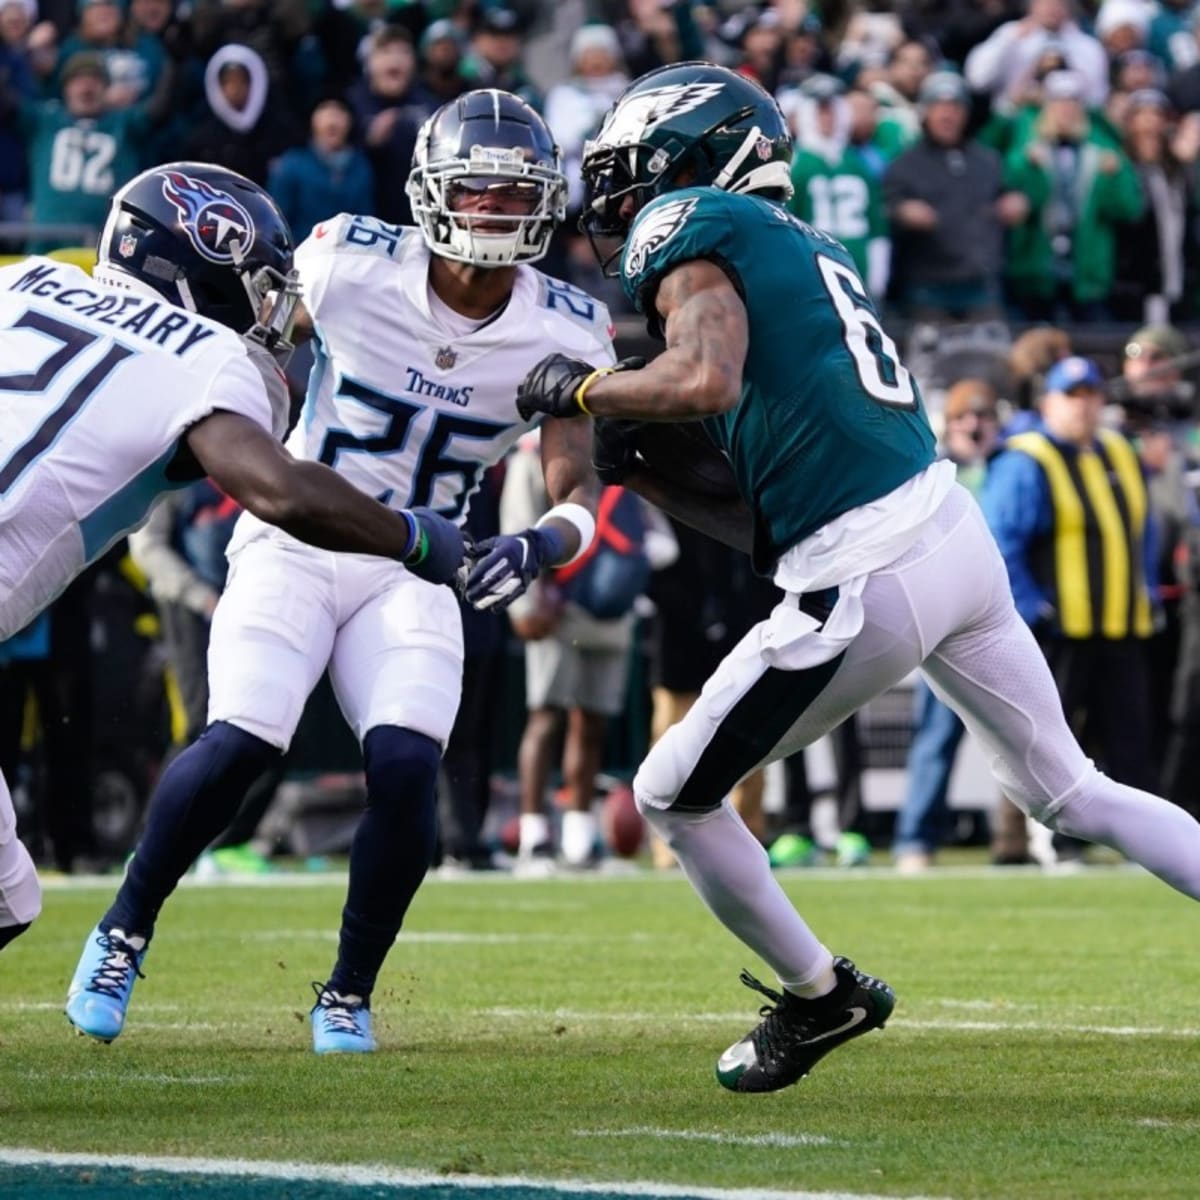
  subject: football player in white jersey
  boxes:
[0,162,465,958]
[66,92,616,1052]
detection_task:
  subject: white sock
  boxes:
[518,812,550,857]
[642,798,834,992]
[561,809,597,865]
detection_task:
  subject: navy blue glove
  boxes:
[462,525,566,611]
[401,506,467,586]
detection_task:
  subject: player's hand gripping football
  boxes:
[461,527,560,612]
[591,417,644,485]
[401,506,467,586]
[515,355,645,422]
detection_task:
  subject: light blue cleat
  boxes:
[65,925,148,1043]
[311,982,376,1054]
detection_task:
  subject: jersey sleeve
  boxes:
[619,190,737,318]
[295,212,410,327]
[191,347,280,439]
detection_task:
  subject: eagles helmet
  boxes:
[580,62,793,270]
[95,162,300,353]
[406,89,567,267]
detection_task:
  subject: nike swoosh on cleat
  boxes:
[803,1005,869,1045]
[717,1040,757,1073]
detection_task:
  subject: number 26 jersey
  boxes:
[232,214,615,553]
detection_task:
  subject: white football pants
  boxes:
[0,769,40,928]
[208,536,464,751]
[637,484,1200,985]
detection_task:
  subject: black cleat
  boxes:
[716,956,894,1093]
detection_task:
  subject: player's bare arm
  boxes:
[183,411,464,583]
[538,414,601,561]
[515,260,748,424]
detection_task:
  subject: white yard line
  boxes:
[0,1147,950,1200]
[573,1127,837,1149]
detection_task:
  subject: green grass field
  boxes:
[3,863,1200,1199]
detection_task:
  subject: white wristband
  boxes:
[536,502,596,566]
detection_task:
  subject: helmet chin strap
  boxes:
[712,124,762,190]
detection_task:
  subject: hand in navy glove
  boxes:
[592,417,644,485]
[401,506,466,586]
[462,525,565,611]
[516,355,645,422]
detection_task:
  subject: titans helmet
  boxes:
[406,89,567,267]
[580,62,793,268]
[95,162,300,352]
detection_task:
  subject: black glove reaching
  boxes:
[591,417,644,485]
[516,354,646,422]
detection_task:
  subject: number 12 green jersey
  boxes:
[619,187,935,574]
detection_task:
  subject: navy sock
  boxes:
[328,726,440,999]
[0,921,30,951]
[103,722,280,938]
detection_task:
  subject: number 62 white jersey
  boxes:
[230,213,616,554]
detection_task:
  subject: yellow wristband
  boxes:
[573,367,614,416]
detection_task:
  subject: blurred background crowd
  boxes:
[6,0,1200,881]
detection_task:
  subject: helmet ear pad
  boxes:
[96,161,295,336]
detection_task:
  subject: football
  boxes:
[629,422,740,499]
[601,783,645,858]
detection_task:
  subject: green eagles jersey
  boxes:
[787,146,885,280]
[22,102,150,251]
[620,187,935,574]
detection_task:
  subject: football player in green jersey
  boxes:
[510,62,1200,1095]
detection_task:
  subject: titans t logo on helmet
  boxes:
[160,170,256,265]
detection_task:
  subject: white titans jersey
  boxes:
[232,213,614,551]
[0,256,288,639]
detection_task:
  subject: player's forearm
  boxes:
[624,466,753,555]
[249,461,414,559]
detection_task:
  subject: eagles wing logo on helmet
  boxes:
[623,197,698,278]
[600,83,725,148]
[160,170,256,265]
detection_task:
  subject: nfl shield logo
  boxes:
[435,345,457,370]
[118,233,137,258]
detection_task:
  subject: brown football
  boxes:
[630,422,740,498]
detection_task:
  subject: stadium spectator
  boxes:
[984,356,1160,857]
[189,0,320,121]
[1007,323,1072,414]
[893,379,1003,872]
[1149,0,1199,75]
[787,74,889,302]
[869,37,932,146]
[418,17,470,105]
[1094,0,1151,61]
[543,23,627,217]
[462,6,539,110]
[346,27,435,227]
[5,49,160,250]
[884,70,1027,322]
[56,0,167,109]
[1166,10,1200,114]
[613,0,705,81]
[182,43,298,187]
[845,85,891,179]
[1110,90,1200,325]
[1002,69,1144,322]
[0,0,36,230]
[1107,48,1168,129]
[735,8,785,93]
[267,98,373,243]
[965,0,1109,111]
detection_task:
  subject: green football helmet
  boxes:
[580,61,793,268]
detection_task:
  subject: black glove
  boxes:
[592,417,643,485]
[401,506,466,586]
[516,355,646,422]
